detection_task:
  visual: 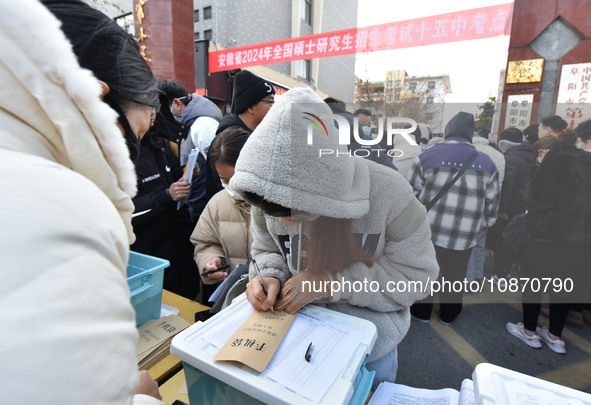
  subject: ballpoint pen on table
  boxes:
[305,342,313,362]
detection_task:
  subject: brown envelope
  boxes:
[214,310,296,372]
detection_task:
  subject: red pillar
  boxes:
[134,0,195,92]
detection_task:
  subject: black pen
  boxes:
[305,342,313,362]
[202,264,230,277]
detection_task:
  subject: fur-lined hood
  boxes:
[0,0,137,242]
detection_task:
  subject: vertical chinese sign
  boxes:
[555,63,591,129]
[504,94,534,131]
[134,0,150,62]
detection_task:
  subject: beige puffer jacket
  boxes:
[191,190,252,284]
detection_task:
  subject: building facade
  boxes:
[104,0,358,104]
[191,0,358,103]
[355,69,451,133]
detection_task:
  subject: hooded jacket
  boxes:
[231,88,439,361]
[178,94,223,164]
[0,1,162,404]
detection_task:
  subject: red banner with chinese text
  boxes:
[209,3,513,73]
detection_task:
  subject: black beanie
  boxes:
[444,112,474,142]
[232,71,275,114]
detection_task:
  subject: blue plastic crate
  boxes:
[127,251,169,327]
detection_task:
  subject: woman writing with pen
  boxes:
[229,88,439,389]
[190,129,253,302]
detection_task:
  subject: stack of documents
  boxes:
[137,314,190,370]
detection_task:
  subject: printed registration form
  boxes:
[200,304,365,402]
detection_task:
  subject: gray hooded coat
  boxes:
[231,88,439,361]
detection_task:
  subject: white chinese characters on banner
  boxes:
[505,94,534,131]
[556,63,591,129]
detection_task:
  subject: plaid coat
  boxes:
[407,137,500,250]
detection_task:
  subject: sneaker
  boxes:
[536,326,566,354]
[506,322,542,348]
[410,314,430,324]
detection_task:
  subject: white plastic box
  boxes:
[170,294,377,405]
[473,363,591,405]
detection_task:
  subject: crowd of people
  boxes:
[2,0,590,403]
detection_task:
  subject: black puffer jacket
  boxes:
[499,141,534,216]
[131,133,200,299]
[525,144,591,246]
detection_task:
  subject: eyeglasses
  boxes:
[260,98,274,105]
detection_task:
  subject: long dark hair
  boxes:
[307,217,374,274]
[244,192,373,274]
[43,0,159,109]
[43,0,160,160]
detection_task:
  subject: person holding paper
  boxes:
[131,123,200,299]
[230,88,439,389]
[191,129,253,302]
[159,80,222,227]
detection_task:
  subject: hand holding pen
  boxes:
[245,259,281,312]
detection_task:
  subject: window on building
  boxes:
[387,80,393,88]
[193,9,199,22]
[408,82,417,92]
[395,89,401,100]
[204,6,212,20]
[386,95,392,103]
[115,13,134,36]
[426,96,434,104]
[301,0,312,25]
[395,80,401,87]
[194,32,200,41]
[204,29,212,40]
[297,59,311,81]
[428,80,435,89]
